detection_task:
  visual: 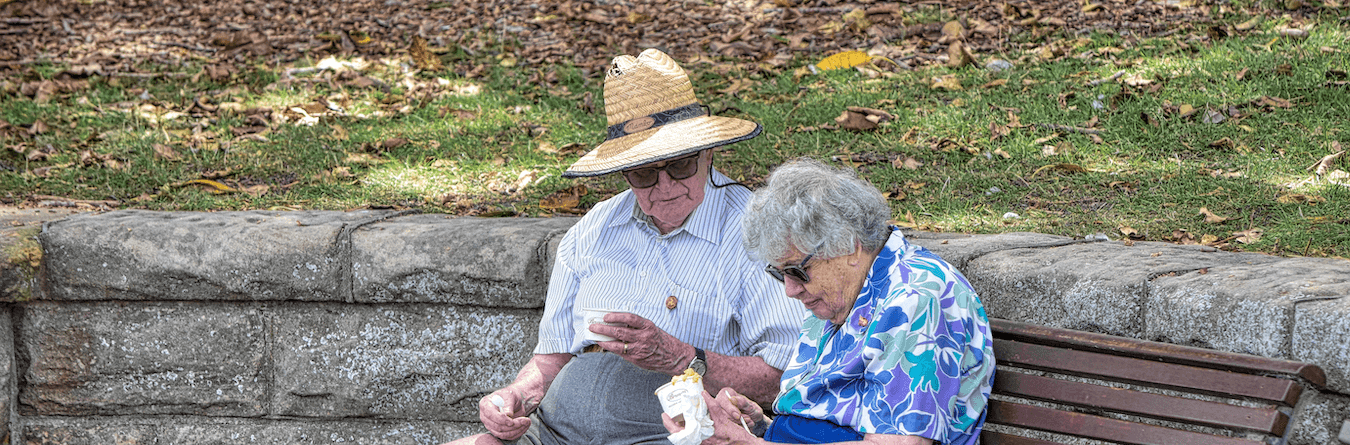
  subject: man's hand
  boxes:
[478,387,537,440]
[590,312,693,375]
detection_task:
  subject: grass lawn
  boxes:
[2,8,1347,258]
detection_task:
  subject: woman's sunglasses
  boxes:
[765,253,814,283]
[622,153,701,189]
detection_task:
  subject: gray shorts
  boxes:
[511,351,674,445]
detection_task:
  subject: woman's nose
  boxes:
[783,276,806,297]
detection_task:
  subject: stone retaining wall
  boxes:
[0,210,1346,444]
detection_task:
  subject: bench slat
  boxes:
[991,318,1326,388]
[980,430,1065,445]
[994,339,1302,406]
[986,400,1263,445]
[994,371,1289,435]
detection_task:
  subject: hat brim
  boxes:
[563,115,761,178]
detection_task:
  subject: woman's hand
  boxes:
[700,389,765,445]
[478,387,537,440]
[591,312,693,375]
[717,388,767,435]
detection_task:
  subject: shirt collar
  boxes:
[606,168,732,244]
[842,228,905,334]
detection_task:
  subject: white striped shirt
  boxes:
[536,169,808,370]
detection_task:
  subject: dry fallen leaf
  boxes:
[834,107,893,131]
[1277,193,1327,204]
[930,74,963,91]
[152,143,179,161]
[815,50,874,71]
[1032,163,1087,175]
[540,184,588,213]
[180,179,237,194]
[1198,207,1229,224]
[1306,148,1344,176]
[946,41,976,68]
[892,155,923,170]
[1233,228,1263,244]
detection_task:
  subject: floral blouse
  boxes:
[772,229,995,445]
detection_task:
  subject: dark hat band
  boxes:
[605,103,706,141]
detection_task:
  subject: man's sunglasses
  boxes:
[622,153,701,189]
[765,253,814,283]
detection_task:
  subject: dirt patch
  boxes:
[0,0,1235,75]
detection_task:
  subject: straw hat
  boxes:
[562,49,762,178]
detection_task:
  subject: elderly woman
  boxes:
[445,49,805,445]
[666,158,995,445]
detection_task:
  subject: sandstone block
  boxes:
[21,419,157,445]
[19,417,482,445]
[0,308,10,440]
[1149,256,1350,359]
[351,216,576,306]
[905,231,1080,269]
[272,303,539,420]
[156,419,482,444]
[965,241,1279,337]
[18,302,266,416]
[1290,389,1350,445]
[1294,296,1350,393]
[39,210,402,301]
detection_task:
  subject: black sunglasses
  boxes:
[622,152,701,189]
[765,253,814,283]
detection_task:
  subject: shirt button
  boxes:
[665,296,678,310]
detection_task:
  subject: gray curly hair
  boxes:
[743,157,892,263]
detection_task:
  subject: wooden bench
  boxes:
[981,318,1327,445]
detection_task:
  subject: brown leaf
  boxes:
[540,185,588,212]
[1256,96,1293,108]
[1119,226,1142,239]
[1032,163,1087,176]
[1198,207,1229,224]
[834,107,893,131]
[1306,148,1344,176]
[152,143,179,161]
[409,36,443,71]
[1277,193,1326,204]
[989,122,1009,140]
[892,155,923,170]
[946,41,975,68]
[1233,228,1263,244]
[381,137,410,150]
[27,120,49,136]
[930,74,963,91]
[939,21,966,43]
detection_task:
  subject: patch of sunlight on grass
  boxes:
[362,164,468,197]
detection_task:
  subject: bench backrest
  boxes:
[981,318,1327,445]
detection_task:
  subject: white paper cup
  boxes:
[581,308,621,342]
[654,381,699,416]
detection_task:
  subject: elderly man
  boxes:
[445,49,805,445]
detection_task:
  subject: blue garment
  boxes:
[764,415,864,444]
[535,168,806,369]
[773,230,995,444]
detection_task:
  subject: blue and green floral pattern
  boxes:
[773,229,995,445]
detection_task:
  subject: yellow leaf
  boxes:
[930,74,963,91]
[181,179,237,194]
[815,50,873,71]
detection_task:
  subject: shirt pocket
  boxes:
[651,283,731,351]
